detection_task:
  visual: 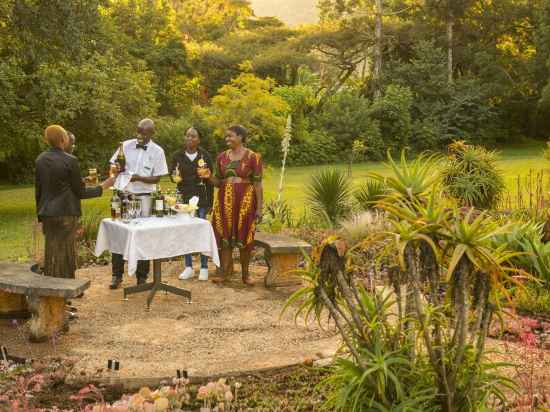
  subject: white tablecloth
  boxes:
[95,216,220,276]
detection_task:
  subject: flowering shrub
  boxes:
[508,318,549,411]
[70,378,241,412]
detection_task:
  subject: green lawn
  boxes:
[0,141,546,262]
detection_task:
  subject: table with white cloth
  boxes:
[95,215,220,309]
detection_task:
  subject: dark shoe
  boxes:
[30,264,43,274]
[137,277,147,285]
[109,276,122,289]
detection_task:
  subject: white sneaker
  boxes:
[198,268,209,281]
[179,267,194,280]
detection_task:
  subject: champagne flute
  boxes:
[134,199,142,219]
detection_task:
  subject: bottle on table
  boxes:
[154,186,165,217]
[116,141,126,172]
[163,190,171,217]
[111,191,121,220]
[121,193,130,221]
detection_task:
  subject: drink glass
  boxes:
[197,158,208,186]
[88,168,98,186]
[109,164,118,178]
[134,199,142,219]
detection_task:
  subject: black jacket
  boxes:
[35,147,102,219]
[170,147,214,209]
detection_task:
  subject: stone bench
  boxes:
[0,262,90,342]
[254,232,312,288]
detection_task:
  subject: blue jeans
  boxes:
[184,207,208,269]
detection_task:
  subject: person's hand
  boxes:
[201,168,212,180]
[101,176,116,189]
[256,209,263,224]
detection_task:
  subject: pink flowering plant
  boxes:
[196,378,238,412]
[507,317,549,411]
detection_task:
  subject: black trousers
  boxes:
[112,253,149,280]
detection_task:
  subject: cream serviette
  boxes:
[114,173,132,191]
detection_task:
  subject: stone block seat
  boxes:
[254,232,312,288]
[0,262,89,342]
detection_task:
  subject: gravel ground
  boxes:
[0,260,340,380]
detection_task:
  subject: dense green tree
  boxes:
[203,72,290,158]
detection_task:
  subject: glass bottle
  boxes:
[116,142,126,172]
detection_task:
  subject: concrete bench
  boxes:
[0,262,90,342]
[254,232,312,288]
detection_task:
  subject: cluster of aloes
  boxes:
[286,150,527,412]
[197,378,240,411]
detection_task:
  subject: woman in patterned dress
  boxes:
[204,125,263,285]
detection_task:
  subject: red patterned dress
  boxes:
[212,149,263,250]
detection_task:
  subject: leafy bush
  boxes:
[306,168,352,226]
[262,199,294,233]
[493,219,550,285]
[369,84,413,151]
[311,91,374,154]
[287,130,341,166]
[442,141,505,209]
[354,179,388,211]
[516,283,550,315]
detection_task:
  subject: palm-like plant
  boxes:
[306,168,352,226]
[354,178,388,211]
[368,150,441,205]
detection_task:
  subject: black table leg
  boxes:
[123,259,191,309]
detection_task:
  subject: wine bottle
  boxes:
[155,186,164,217]
[116,142,126,172]
[121,192,130,221]
[163,190,171,217]
[111,191,121,220]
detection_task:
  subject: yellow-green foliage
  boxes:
[205,73,290,155]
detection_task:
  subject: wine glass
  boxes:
[88,168,98,186]
[134,199,142,219]
[197,157,208,186]
[109,164,118,179]
[172,163,182,184]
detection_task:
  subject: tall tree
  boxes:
[425,0,474,84]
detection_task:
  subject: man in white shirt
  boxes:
[109,118,168,289]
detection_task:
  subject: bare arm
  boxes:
[207,174,221,188]
[131,175,161,184]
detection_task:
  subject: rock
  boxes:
[313,357,333,367]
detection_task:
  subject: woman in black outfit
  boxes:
[170,127,214,281]
[35,125,115,279]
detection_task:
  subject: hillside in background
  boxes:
[250,0,318,26]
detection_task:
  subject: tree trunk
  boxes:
[373,0,383,98]
[447,12,454,84]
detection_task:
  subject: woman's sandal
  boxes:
[212,276,229,284]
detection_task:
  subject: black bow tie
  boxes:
[136,143,148,150]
